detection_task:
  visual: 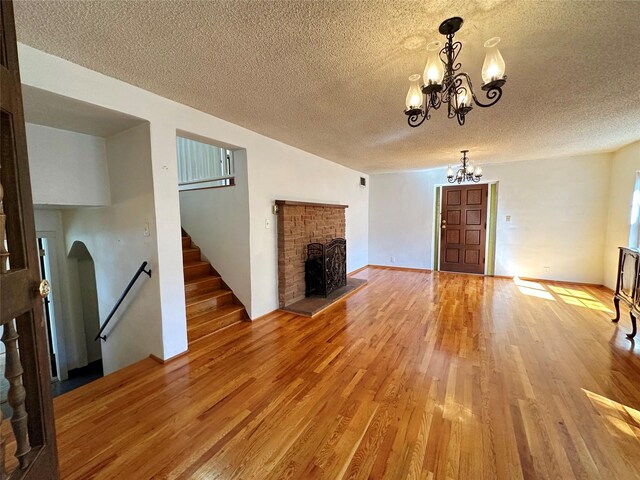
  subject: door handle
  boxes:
[38,279,51,298]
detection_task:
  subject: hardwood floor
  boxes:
[40,268,640,478]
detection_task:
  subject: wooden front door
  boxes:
[439,184,488,275]
[0,1,60,478]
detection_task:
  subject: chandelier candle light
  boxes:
[404,17,506,127]
[447,150,483,184]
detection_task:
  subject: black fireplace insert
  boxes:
[305,238,347,297]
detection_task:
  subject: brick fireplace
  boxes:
[276,200,347,307]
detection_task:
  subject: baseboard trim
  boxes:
[149,350,188,365]
[348,265,369,276]
[360,265,605,288]
[368,264,432,273]
[250,309,280,322]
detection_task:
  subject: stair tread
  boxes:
[188,304,245,325]
[186,289,233,306]
[181,229,246,343]
[183,260,209,268]
[184,275,221,285]
[182,247,201,262]
[187,317,242,343]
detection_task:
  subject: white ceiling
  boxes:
[23,85,146,137]
[14,0,640,173]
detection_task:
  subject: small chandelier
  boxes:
[447,150,483,183]
[404,17,506,127]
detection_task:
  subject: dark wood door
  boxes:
[0,1,60,478]
[440,184,488,275]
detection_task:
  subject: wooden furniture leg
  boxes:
[612,296,621,322]
[627,312,637,339]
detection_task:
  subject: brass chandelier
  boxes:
[404,17,506,127]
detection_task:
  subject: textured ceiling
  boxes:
[14,0,640,173]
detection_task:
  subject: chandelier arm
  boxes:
[451,167,465,183]
[430,91,441,110]
[446,76,464,120]
[450,41,462,73]
[454,72,503,108]
[439,37,462,75]
[446,96,456,119]
[407,101,431,128]
[407,111,427,128]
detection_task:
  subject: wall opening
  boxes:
[176,135,236,191]
[66,240,104,392]
[176,131,252,318]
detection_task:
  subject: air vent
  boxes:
[360,177,366,187]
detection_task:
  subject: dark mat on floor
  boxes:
[51,360,104,398]
[281,278,367,317]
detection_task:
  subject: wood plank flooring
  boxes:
[45,268,640,478]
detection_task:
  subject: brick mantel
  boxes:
[275,200,349,209]
[276,200,347,307]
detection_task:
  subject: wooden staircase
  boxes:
[182,230,248,344]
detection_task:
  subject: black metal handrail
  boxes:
[95,261,152,341]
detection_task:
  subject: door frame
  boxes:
[0,0,60,475]
[433,181,498,275]
[36,233,68,381]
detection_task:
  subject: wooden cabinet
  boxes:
[612,247,640,338]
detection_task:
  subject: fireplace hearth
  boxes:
[305,238,347,297]
[276,200,347,307]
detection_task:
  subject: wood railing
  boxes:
[2,321,32,472]
[1,185,33,476]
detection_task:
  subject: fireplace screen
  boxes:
[305,238,347,297]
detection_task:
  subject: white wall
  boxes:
[181,143,369,319]
[26,123,110,207]
[247,143,369,318]
[179,141,369,320]
[489,154,610,283]
[369,168,443,269]
[369,153,612,284]
[179,150,252,314]
[62,124,164,374]
[604,141,640,290]
[19,44,369,327]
